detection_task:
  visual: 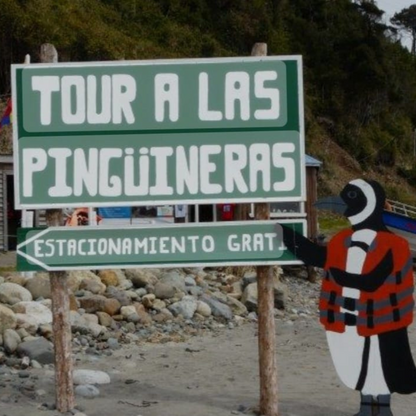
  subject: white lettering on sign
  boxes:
[198,70,280,122]
[31,75,136,126]
[73,148,99,197]
[124,147,149,196]
[273,143,295,191]
[155,74,179,122]
[48,148,72,197]
[87,75,112,124]
[61,76,86,124]
[23,148,47,197]
[200,145,222,195]
[225,72,250,121]
[228,232,277,252]
[150,147,174,195]
[31,70,281,126]
[31,76,60,126]
[99,148,123,196]
[199,72,223,121]
[254,71,280,120]
[32,235,219,257]
[224,145,248,193]
[21,142,296,198]
[250,144,271,192]
[176,146,199,195]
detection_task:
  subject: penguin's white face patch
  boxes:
[347,179,376,225]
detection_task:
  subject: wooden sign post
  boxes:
[40,43,75,413]
[252,43,279,416]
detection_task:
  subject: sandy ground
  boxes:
[0,251,17,269]
[1,316,416,416]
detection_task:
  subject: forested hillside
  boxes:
[1,0,416,200]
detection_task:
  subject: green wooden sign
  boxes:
[12,57,305,209]
[17,220,305,271]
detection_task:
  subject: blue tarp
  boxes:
[98,207,131,218]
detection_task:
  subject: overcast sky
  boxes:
[377,0,414,16]
[376,0,415,48]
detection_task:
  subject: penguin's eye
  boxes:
[347,191,357,199]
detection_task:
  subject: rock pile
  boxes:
[0,266,291,367]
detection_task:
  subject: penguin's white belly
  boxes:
[327,288,364,390]
[327,326,390,396]
[326,230,390,396]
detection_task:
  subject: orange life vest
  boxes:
[319,229,414,337]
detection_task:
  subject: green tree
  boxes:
[391,5,416,55]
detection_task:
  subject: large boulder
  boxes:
[120,305,136,319]
[15,314,39,335]
[242,283,258,312]
[75,384,100,399]
[73,369,111,385]
[5,273,27,286]
[12,301,52,325]
[273,282,287,310]
[241,281,287,311]
[160,271,186,292]
[25,273,51,299]
[96,312,113,327]
[0,283,32,305]
[226,295,248,317]
[78,295,121,316]
[0,304,17,333]
[242,271,257,288]
[154,271,186,299]
[228,281,243,300]
[67,271,98,293]
[196,301,211,317]
[199,295,233,320]
[106,287,131,306]
[168,296,197,319]
[98,270,120,287]
[142,294,156,308]
[79,274,106,295]
[125,269,158,288]
[102,298,122,316]
[3,329,21,354]
[133,303,153,326]
[70,311,105,337]
[17,338,54,364]
[154,282,176,299]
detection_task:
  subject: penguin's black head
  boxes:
[340,179,385,227]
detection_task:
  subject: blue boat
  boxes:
[383,200,416,259]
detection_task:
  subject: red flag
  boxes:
[0,98,12,130]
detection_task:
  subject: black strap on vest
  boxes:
[355,337,371,391]
[349,240,370,252]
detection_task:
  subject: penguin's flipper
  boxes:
[278,223,327,268]
[329,249,393,292]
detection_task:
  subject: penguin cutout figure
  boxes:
[280,179,416,416]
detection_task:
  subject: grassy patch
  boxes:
[318,212,349,238]
[0,266,17,274]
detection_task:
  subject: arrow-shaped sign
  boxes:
[17,220,305,272]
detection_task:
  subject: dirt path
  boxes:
[2,317,416,416]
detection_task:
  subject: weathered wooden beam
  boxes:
[253,42,279,416]
[40,43,75,413]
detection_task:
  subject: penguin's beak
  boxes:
[314,196,347,216]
